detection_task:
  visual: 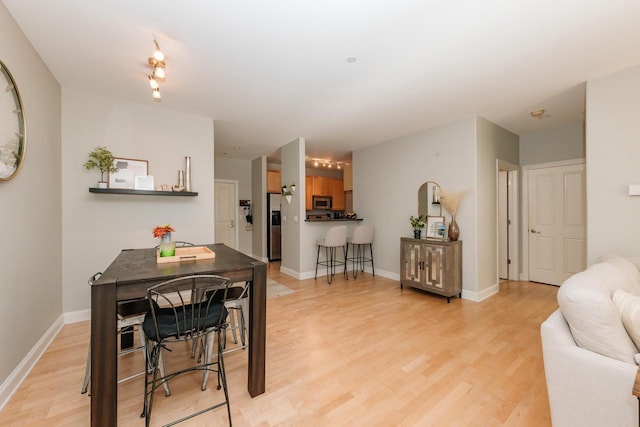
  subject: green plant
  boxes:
[410,215,425,230]
[84,146,118,182]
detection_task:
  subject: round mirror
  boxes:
[418,180,442,218]
[0,60,26,181]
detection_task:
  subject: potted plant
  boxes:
[282,185,293,204]
[84,146,118,188]
[410,215,425,239]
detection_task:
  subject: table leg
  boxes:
[248,262,266,397]
[91,283,118,427]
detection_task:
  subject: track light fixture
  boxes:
[306,157,349,170]
[147,39,166,101]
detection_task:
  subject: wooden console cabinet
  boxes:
[400,237,462,302]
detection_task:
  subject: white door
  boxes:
[498,171,508,279]
[528,163,586,285]
[215,180,238,249]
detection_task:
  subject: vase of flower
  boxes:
[153,224,176,257]
[448,217,460,241]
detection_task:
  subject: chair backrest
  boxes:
[144,275,231,342]
[324,225,347,247]
[352,224,374,244]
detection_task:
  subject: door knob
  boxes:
[530,229,541,234]
[229,220,235,228]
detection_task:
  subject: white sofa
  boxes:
[541,255,640,427]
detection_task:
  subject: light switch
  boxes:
[629,184,640,196]
[283,215,287,222]
[293,215,298,223]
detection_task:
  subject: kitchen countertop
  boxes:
[305,218,364,222]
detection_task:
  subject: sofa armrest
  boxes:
[541,309,638,427]
[625,257,640,271]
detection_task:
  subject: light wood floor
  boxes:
[1,264,559,426]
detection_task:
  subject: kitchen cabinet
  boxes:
[267,170,281,193]
[312,176,331,196]
[330,178,345,211]
[305,176,313,210]
[400,238,462,302]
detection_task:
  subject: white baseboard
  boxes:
[461,283,500,302]
[0,315,64,411]
[64,308,90,324]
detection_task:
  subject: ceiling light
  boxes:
[148,76,159,90]
[147,39,167,101]
[153,40,165,62]
[314,160,319,167]
[347,57,357,63]
[530,109,549,119]
[153,66,165,79]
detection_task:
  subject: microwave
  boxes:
[312,196,332,210]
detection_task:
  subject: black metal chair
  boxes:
[141,274,232,427]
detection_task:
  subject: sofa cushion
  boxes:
[613,289,640,353]
[597,254,640,295]
[558,262,639,364]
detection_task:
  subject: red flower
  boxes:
[152,224,174,238]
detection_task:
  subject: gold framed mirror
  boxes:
[418,180,442,218]
[0,60,26,181]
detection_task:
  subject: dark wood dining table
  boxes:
[90,243,267,427]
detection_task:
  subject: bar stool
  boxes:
[315,225,348,284]
[347,224,375,278]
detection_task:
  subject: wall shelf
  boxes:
[89,188,198,197]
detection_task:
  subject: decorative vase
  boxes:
[448,218,460,241]
[185,156,192,192]
[159,233,176,257]
[413,229,421,239]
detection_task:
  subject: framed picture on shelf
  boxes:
[426,216,446,239]
[108,158,149,189]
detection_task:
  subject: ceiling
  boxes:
[4,1,640,165]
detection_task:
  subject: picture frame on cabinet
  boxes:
[108,157,148,189]
[426,216,446,239]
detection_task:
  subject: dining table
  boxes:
[90,243,267,427]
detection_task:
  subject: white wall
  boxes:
[353,117,479,294]
[280,138,305,276]
[0,3,62,385]
[476,117,519,296]
[586,65,640,263]
[61,87,214,312]
[520,122,584,165]
[251,156,266,260]
[214,157,253,255]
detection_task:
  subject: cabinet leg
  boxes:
[447,296,450,303]
[400,282,403,289]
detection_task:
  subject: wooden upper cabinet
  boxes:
[312,176,331,196]
[267,170,281,193]
[330,178,345,211]
[305,176,313,210]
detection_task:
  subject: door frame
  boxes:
[521,158,585,281]
[496,160,520,282]
[214,179,239,250]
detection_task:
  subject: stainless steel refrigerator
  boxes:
[267,193,281,261]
